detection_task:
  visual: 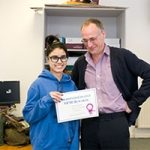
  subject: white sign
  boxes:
[55,88,99,123]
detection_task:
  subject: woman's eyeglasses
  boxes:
[49,55,68,63]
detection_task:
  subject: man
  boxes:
[71,18,150,150]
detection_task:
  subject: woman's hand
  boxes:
[49,91,63,103]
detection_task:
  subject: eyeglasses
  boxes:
[81,35,99,45]
[49,55,68,63]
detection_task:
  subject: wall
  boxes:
[0,0,150,136]
[0,0,44,115]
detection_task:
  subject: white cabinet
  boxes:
[44,5,126,38]
[40,5,126,68]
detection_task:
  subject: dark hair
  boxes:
[45,35,69,58]
[82,0,91,3]
[45,35,60,49]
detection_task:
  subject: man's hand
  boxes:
[125,103,132,113]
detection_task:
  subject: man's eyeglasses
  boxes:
[49,55,68,63]
[81,35,99,45]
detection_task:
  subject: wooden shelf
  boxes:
[31,4,126,17]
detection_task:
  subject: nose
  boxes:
[86,40,93,47]
[57,58,62,63]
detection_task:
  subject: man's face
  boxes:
[81,23,106,56]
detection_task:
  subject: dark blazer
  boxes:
[71,47,150,126]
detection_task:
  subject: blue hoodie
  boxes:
[23,69,80,150]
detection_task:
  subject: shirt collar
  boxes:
[85,44,110,62]
[105,45,110,56]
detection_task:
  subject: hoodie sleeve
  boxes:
[23,85,54,125]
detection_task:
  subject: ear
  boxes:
[101,30,106,38]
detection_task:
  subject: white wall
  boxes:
[0,0,150,123]
[0,0,45,115]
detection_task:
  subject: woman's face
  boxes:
[48,48,68,76]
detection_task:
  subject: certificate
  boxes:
[55,88,99,123]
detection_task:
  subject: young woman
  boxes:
[23,35,80,150]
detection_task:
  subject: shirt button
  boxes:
[97,75,100,78]
[97,87,100,90]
